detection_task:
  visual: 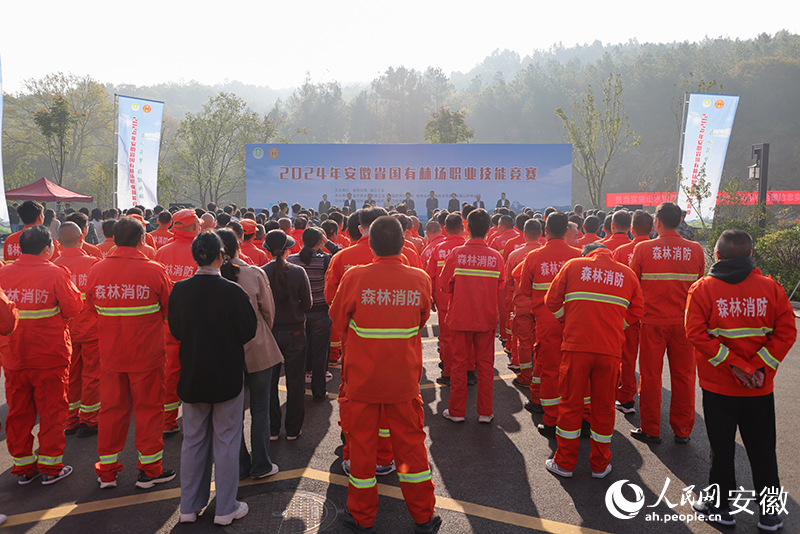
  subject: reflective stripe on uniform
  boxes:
[38,455,63,466]
[436,261,445,267]
[18,307,60,319]
[556,426,581,439]
[13,454,37,467]
[565,291,630,308]
[520,362,532,370]
[80,402,101,413]
[708,345,729,367]
[164,402,180,412]
[591,430,612,444]
[541,396,561,407]
[531,376,541,384]
[758,347,780,370]
[532,282,551,291]
[397,469,432,484]
[641,272,699,282]
[95,303,161,317]
[330,341,342,348]
[583,396,591,404]
[349,475,377,489]
[68,401,81,411]
[99,453,120,465]
[552,307,564,319]
[707,326,773,339]
[81,293,86,301]
[138,450,163,465]
[378,428,390,438]
[348,319,419,339]
[453,268,500,278]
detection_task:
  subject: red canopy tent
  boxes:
[5,177,93,203]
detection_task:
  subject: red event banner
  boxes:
[606,191,800,207]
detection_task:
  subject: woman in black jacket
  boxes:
[168,231,257,526]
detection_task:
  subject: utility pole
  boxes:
[748,143,769,229]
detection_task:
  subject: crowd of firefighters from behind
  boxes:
[0,195,795,533]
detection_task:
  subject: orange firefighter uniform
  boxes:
[0,254,82,477]
[600,232,631,252]
[329,255,436,529]
[490,228,516,341]
[325,234,394,467]
[544,247,642,473]
[420,234,445,271]
[53,248,102,429]
[149,226,174,249]
[519,239,582,423]
[502,232,526,263]
[612,234,650,405]
[4,225,62,263]
[86,246,172,482]
[154,227,197,431]
[629,230,704,439]
[97,238,115,258]
[0,284,19,434]
[439,238,504,418]
[506,240,540,385]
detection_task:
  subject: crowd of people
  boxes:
[0,196,795,533]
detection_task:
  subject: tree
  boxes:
[679,165,711,230]
[423,108,474,144]
[175,93,284,207]
[32,95,78,186]
[555,73,640,208]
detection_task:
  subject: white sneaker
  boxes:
[545,458,573,478]
[376,460,396,476]
[0,514,6,526]
[179,512,198,523]
[97,476,117,489]
[214,501,249,525]
[478,414,494,424]
[342,459,350,476]
[305,373,312,384]
[592,464,612,479]
[442,409,465,422]
[325,371,333,383]
[255,463,279,479]
[42,465,73,485]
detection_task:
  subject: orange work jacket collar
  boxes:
[464,238,490,248]
[444,234,466,245]
[13,254,52,266]
[372,255,404,265]
[657,230,680,238]
[59,247,90,258]
[106,246,149,260]
[173,230,197,242]
[543,238,573,250]
[584,247,614,260]
[631,235,649,243]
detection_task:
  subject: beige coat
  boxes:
[233,258,283,372]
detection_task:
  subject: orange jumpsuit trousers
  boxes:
[638,323,696,439]
[163,329,181,431]
[5,366,69,476]
[553,351,618,473]
[343,398,436,528]
[448,330,494,418]
[616,321,639,405]
[96,367,166,482]
[536,321,564,426]
[513,311,535,386]
[66,340,101,429]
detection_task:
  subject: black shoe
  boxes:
[466,371,477,386]
[630,428,662,444]
[435,376,450,386]
[615,400,636,414]
[339,510,376,533]
[77,423,98,438]
[415,514,442,534]
[537,423,556,437]
[135,469,176,489]
[64,425,80,436]
[580,419,591,438]
[512,378,530,391]
[437,361,443,370]
[674,435,691,444]
[758,513,783,531]
[524,401,544,414]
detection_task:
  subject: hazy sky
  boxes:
[1,0,797,93]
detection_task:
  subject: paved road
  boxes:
[1,314,799,533]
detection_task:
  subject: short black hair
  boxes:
[66,211,88,230]
[715,229,753,260]
[524,219,542,239]
[582,242,607,257]
[192,231,222,267]
[294,217,308,230]
[102,219,117,238]
[370,216,404,257]
[515,213,530,232]
[359,207,388,229]
[436,210,449,227]
[467,209,491,238]
[546,212,568,238]
[583,215,600,234]
[393,213,409,231]
[347,212,363,241]
[632,210,653,236]
[113,217,145,247]
[18,200,44,225]
[321,220,339,239]
[158,211,172,225]
[499,215,514,230]
[445,213,463,234]
[655,202,682,229]
[461,204,475,219]
[20,225,52,255]
[612,210,632,230]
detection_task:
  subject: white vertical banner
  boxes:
[116,95,164,209]
[676,93,740,223]
[0,55,10,226]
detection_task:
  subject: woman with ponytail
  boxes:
[263,230,312,440]
[216,229,282,480]
[287,228,337,401]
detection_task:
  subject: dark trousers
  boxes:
[240,365,275,478]
[304,310,332,401]
[270,329,307,437]
[702,389,780,509]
